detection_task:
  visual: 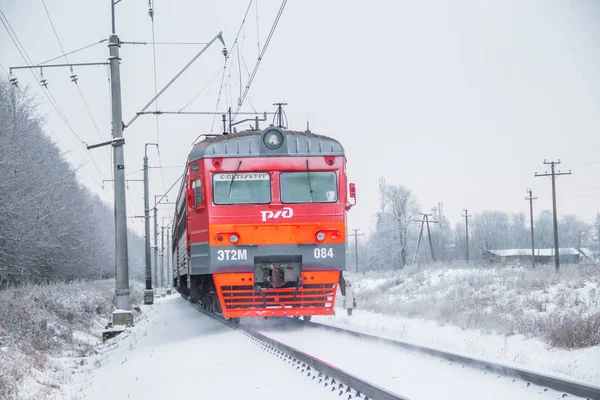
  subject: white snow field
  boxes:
[59,296,347,400]
[246,318,588,400]
[313,309,600,387]
[322,266,600,385]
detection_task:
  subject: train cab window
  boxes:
[280,172,338,203]
[192,179,202,205]
[212,172,271,205]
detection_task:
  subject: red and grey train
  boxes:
[171,126,355,322]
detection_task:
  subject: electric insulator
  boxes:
[40,78,48,88]
[148,8,154,19]
[222,47,228,57]
[70,74,78,83]
[9,77,18,86]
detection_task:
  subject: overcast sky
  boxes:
[1,0,599,237]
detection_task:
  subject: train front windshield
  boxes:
[280,171,338,203]
[213,172,271,204]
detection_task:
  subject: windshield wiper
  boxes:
[227,160,243,199]
[305,160,314,202]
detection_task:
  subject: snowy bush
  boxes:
[0,279,144,399]
[0,348,23,400]
[346,263,600,349]
[539,312,600,349]
[0,281,113,352]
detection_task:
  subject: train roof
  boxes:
[188,127,345,162]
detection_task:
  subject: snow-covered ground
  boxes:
[56,296,352,400]
[316,265,600,385]
[247,317,586,400]
[313,310,600,386]
[0,280,140,400]
[7,264,599,399]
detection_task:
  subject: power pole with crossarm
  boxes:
[525,189,537,268]
[462,209,471,262]
[535,160,571,272]
[412,214,438,265]
[349,229,364,272]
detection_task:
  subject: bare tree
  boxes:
[384,184,420,267]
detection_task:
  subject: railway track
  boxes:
[192,304,410,400]
[289,319,600,400]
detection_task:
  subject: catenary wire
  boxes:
[234,0,288,119]
[0,8,107,182]
[38,39,108,65]
[148,0,168,194]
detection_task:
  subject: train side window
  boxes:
[192,179,202,205]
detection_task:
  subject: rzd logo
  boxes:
[260,207,293,222]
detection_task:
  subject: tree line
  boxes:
[0,78,144,287]
[352,177,600,270]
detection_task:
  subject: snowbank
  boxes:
[317,263,600,384]
[0,280,142,400]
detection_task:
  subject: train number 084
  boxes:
[314,248,334,259]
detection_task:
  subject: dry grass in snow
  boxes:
[347,262,600,349]
[0,280,142,400]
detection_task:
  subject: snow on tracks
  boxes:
[73,296,348,400]
[194,305,410,400]
[248,317,598,400]
[298,320,600,400]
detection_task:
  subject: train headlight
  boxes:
[316,231,326,241]
[230,233,240,243]
[263,129,283,150]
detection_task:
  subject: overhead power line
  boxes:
[40,0,108,150]
[534,159,572,273]
[234,0,288,119]
[210,0,253,134]
[121,41,209,45]
[179,66,224,112]
[40,0,68,57]
[0,62,106,195]
[38,39,108,65]
[0,7,106,181]
[147,0,167,194]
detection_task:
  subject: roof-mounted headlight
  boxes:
[264,129,284,150]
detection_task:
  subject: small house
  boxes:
[484,248,581,265]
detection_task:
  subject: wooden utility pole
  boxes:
[412,214,437,265]
[462,209,471,262]
[349,229,364,272]
[535,160,571,272]
[525,189,537,268]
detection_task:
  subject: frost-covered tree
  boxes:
[358,180,420,270]
[507,212,529,248]
[426,208,452,261]
[0,78,144,286]
[469,211,510,257]
[558,214,591,249]
[383,184,420,267]
[534,210,554,248]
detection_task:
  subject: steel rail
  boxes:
[192,304,410,400]
[296,320,600,400]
